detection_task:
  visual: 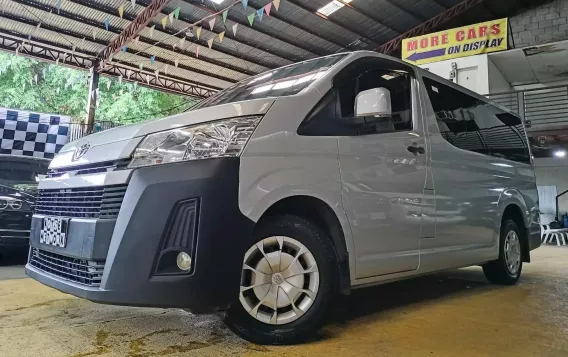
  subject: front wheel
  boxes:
[224,215,338,345]
[483,219,523,285]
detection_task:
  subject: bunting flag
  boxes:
[56,58,59,65]
[154,70,159,81]
[196,26,202,40]
[131,0,135,8]
[218,31,225,42]
[207,38,213,49]
[256,7,264,21]
[81,37,86,47]
[164,64,169,75]
[119,75,123,83]
[222,9,228,24]
[161,16,168,29]
[264,3,272,16]
[146,74,150,84]
[139,63,143,71]
[93,28,97,40]
[126,69,132,78]
[104,17,110,31]
[208,18,216,30]
[173,7,180,19]
[241,0,248,9]
[247,12,255,26]
[196,46,199,58]
[168,12,174,24]
[273,0,280,10]
[134,36,140,44]
[149,25,155,38]
[186,29,194,37]
[122,45,127,52]
[56,0,62,13]
[150,55,155,64]
[179,37,186,48]
[172,43,177,50]
[232,23,238,37]
[36,22,41,31]
[34,74,38,85]
[118,4,124,18]
[174,58,179,67]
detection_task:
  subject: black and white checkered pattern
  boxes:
[0,107,70,159]
[39,217,67,248]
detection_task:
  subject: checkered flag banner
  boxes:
[0,107,70,159]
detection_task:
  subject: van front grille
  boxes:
[35,185,127,219]
[29,248,105,287]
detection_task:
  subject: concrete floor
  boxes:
[1,245,567,357]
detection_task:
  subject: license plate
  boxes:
[39,217,69,248]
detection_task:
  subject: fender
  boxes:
[497,188,529,228]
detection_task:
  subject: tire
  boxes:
[224,215,338,345]
[483,218,523,285]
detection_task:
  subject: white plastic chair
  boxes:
[542,225,568,246]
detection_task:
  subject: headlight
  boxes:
[128,116,261,168]
[0,198,28,211]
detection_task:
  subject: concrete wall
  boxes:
[534,157,568,218]
[421,54,490,94]
[510,0,568,48]
[487,58,512,93]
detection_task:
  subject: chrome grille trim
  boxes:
[47,159,130,178]
[29,248,105,287]
[35,185,127,219]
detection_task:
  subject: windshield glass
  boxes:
[193,54,348,109]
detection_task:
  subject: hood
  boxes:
[0,182,38,204]
[51,98,275,169]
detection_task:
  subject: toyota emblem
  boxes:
[73,143,91,161]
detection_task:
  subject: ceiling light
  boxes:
[554,150,566,158]
[317,0,353,17]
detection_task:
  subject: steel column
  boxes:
[85,69,100,126]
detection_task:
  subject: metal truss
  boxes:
[0,31,217,98]
[98,0,174,66]
[376,0,486,54]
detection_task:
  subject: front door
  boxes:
[332,59,427,279]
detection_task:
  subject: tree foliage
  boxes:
[0,52,195,124]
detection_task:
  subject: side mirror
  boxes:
[354,88,392,117]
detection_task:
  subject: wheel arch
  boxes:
[501,203,530,263]
[257,195,352,295]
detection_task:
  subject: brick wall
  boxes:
[510,0,568,48]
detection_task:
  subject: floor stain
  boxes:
[5,299,66,311]
[157,342,211,355]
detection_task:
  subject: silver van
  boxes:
[26,51,541,344]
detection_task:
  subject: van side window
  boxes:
[298,58,413,136]
[423,77,530,164]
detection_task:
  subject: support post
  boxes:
[85,68,100,134]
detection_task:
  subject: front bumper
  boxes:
[26,158,254,312]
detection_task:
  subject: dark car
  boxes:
[0,155,50,257]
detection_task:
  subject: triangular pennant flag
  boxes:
[241,0,248,9]
[104,17,110,31]
[139,63,143,71]
[56,0,62,13]
[196,26,202,40]
[131,0,135,8]
[208,18,216,30]
[207,38,213,49]
[122,45,127,52]
[164,64,169,75]
[154,70,159,81]
[173,7,180,19]
[92,29,97,40]
[146,74,150,84]
[222,9,228,24]
[179,37,185,48]
[264,3,272,16]
[107,80,111,90]
[168,12,174,24]
[126,69,132,78]
[232,23,238,37]
[218,31,225,42]
[134,36,140,44]
[55,58,59,65]
[272,0,280,10]
[36,22,41,31]
[174,58,179,67]
[161,16,168,29]
[149,25,155,38]
[118,4,124,18]
[256,8,264,20]
[72,45,76,54]
[247,12,255,26]
[196,46,199,58]
[62,52,67,63]
[172,43,177,50]
[118,75,123,83]
[81,37,85,47]
[150,55,155,64]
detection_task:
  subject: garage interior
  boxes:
[2,0,568,355]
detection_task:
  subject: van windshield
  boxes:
[192,54,348,110]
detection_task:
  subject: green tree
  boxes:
[0,52,196,124]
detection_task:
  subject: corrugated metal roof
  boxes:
[0,0,554,98]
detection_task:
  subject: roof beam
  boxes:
[11,0,252,81]
[334,0,403,34]
[98,0,173,66]
[284,0,380,47]
[182,0,329,57]
[376,0,486,54]
[0,30,217,98]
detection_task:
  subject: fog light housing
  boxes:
[176,252,192,271]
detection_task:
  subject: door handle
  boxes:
[407,145,425,155]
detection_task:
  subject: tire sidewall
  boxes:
[225,215,338,344]
[499,219,523,280]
